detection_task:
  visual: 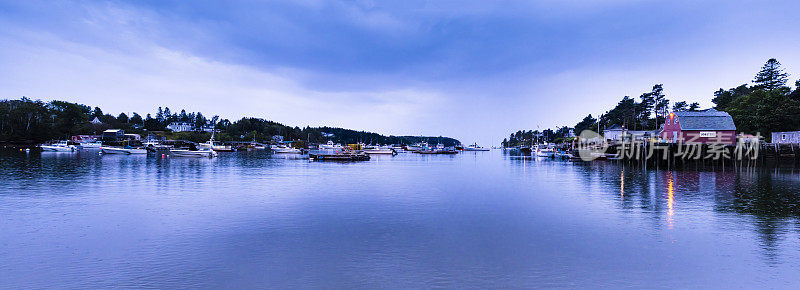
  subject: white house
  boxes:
[603,124,624,141]
[167,122,194,132]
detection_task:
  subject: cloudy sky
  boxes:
[1,0,799,144]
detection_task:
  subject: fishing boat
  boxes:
[271,144,303,153]
[169,149,217,158]
[462,143,490,151]
[100,146,148,154]
[362,145,397,155]
[198,131,234,152]
[417,144,458,154]
[40,141,77,152]
[534,145,556,158]
[405,142,428,152]
[78,141,102,148]
[318,140,344,150]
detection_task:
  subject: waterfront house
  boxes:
[603,125,656,142]
[660,109,737,144]
[771,131,800,144]
[124,134,141,141]
[603,124,624,141]
[102,129,125,141]
[167,122,194,132]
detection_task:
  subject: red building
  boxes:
[660,109,737,144]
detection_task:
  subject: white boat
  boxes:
[534,145,556,158]
[362,145,397,155]
[170,149,217,157]
[405,142,428,152]
[100,146,148,154]
[40,141,77,152]
[198,131,234,152]
[271,144,302,153]
[78,141,102,148]
[462,143,489,151]
[318,140,344,150]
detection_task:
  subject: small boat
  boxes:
[318,140,344,150]
[405,142,428,152]
[40,141,77,152]
[309,151,370,161]
[416,143,458,154]
[362,145,397,155]
[534,145,556,158]
[462,143,490,151]
[100,146,148,154]
[271,144,303,153]
[198,131,234,152]
[169,149,217,158]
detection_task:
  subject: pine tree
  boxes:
[753,58,789,91]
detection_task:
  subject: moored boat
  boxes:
[309,151,370,161]
[78,141,102,148]
[40,141,77,152]
[462,143,490,151]
[271,144,303,153]
[100,146,148,154]
[318,140,344,150]
[362,145,397,155]
[169,149,217,157]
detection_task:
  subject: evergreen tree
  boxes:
[753,58,789,91]
[574,114,597,135]
[130,113,143,125]
[117,113,129,123]
[672,101,688,112]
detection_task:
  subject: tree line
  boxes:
[502,58,800,146]
[0,99,459,146]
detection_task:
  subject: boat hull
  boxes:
[101,147,148,154]
[362,149,397,155]
[309,153,370,161]
[170,150,216,157]
[40,145,75,152]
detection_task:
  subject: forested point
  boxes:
[0,100,459,146]
[503,58,800,147]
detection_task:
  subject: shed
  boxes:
[772,131,800,144]
[660,109,737,144]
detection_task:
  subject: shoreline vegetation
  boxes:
[0,100,459,148]
[503,58,800,147]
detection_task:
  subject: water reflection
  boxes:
[2,149,800,287]
[667,172,674,229]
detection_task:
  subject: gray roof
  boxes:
[675,109,736,131]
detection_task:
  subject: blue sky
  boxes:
[2,0,800,145]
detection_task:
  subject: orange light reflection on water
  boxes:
[620,170,624,198]
[667,173,675,229]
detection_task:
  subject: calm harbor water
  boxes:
[2,149,800,288]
